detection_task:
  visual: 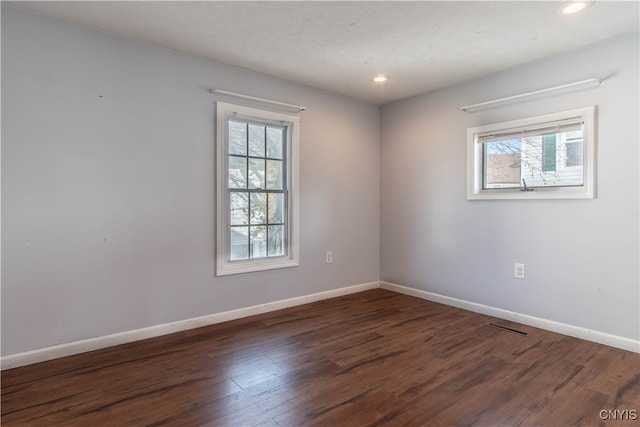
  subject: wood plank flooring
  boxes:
[2,289,639,426]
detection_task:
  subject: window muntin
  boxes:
[467,106,595,200]
[216,103,299,275]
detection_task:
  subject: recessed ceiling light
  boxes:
[560,1,590,15]
[373,75,388,83]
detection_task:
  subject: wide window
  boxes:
[216,102,299,276]
[467,106,595,199]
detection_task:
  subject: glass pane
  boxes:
[266,160,283,190]
[250,226,267,258]
[484,139,521,189]
[249,124,265,157]
[229,156,247,188]
[268,193,284,224]
[229,121,247,156]
[230,192,249,225]
[267,127,284,159]
[248,158,265,189]
[267,225,285,256]
[250,192,267,225]
[230,226,248,260]
[484,131,584,189]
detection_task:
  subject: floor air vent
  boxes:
[486,322,528,336]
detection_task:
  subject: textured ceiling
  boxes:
[8,1,640,104]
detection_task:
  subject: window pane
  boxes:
[230,226,249,260]
[267,127,284,159]
[230,192,249,225]
[229,121,247,156]
[249,124,265,157]
[250,192,267,225]
[484,131,584,189]
[248,158,265,189]
[267,225,285,256]
[229,156,247,188]
[268,193,285,224]
[266,159,283,190]
[250,226,267,258]
[484,139,521,189]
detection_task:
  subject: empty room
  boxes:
[2,1,639,426]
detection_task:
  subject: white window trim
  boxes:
[215,102,300,276]
[466,106,596,200]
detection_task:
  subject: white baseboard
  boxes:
[0,281,379,370]
[380,281,640,354]
[4,279,637,370]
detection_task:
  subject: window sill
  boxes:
[216,257,299,276]
[467,186,595,200]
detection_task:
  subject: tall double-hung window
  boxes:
[216,102,299,276]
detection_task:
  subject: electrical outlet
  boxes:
[325,251,333,264]
[514,263,525,279]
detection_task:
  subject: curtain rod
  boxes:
[460,78,602,112]
[210,89,306,112]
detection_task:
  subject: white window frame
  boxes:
[466,106,596,200]
[216,102,300,276]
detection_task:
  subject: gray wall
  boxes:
[3,5,638,358]
[380,35,639,341]
[1,6,380,355]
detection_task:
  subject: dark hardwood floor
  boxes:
[2,289,639,426]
